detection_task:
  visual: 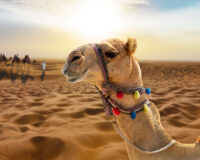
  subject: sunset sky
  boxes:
[0,0,200,61]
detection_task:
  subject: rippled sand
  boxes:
[0,60,199,160]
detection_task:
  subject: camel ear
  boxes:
[125,37,137,56]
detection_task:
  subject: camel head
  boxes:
[62,38,141,87]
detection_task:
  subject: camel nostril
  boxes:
[71,56,81,63]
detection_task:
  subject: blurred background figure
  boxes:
[41,61,46,81]
[20,54,33,84]
[10,54,21,83]
[22,54,31,74]
[12,54,21,73]
[0,53,34,83]
[0,53,9,80]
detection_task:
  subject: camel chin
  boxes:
[65,69,88,83]
[67,76,83,83]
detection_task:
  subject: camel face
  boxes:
[62,38,137,85]
[62,44,92,83]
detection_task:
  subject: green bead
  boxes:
[143,104,149,112]
[134,91,140,99]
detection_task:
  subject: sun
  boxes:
[59,0,122,38]
[26,0,123,39]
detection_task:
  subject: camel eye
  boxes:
[105,52,116,58]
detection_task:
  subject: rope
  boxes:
[109,98,150,114]
[103,83,145,94]
[113,123,176,154]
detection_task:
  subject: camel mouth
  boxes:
[66,69,88,83]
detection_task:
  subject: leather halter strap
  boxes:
[93,43,149,116]
[93,44,109,83]
[93,44,145,94]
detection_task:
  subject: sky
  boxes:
[0,0,200,61]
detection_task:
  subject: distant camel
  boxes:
[0,54,8,80]
[9,54,21,83]
[0,54,7,62]
[62,37,200,160]
[20,54,33,84]
[12,54,21,72]
[12,54,21,64]
[22,54,31,64]
[0,54,8,68]
[22,54,31,73]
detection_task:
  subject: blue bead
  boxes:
[145,88,151,95]
[130,111,136,119]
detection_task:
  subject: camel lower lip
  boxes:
[67,76,81,82]
[67,69,88,82]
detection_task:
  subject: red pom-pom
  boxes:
[112,108,120,116]
[116,91,124,99]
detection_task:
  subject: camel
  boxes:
[22,54,31,73]
[0,54,8,70]
[62,37,200,160]
[0,54,9,80]
[12,54,22,73]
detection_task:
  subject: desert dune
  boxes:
[0,60,199,160]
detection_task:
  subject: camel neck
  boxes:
[107,58,172,153]
[94,56,172,153]
[108,88,172,153]
[113,97,172,153]
[111,89,171,152]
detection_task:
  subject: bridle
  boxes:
[93,44,150,118]
[93,43,176,154]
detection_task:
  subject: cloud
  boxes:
[116,0,150,6]
[0,0,66,13]
[122,3,200,35]
[0,0,151,34]
[0,0,150,14]
[1,0,199,36]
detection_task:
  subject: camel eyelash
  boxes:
[105,51,117,58]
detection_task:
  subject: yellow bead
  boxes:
[134,91,140,99]
[143,104,149,112]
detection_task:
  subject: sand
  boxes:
[0,60,199,160]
